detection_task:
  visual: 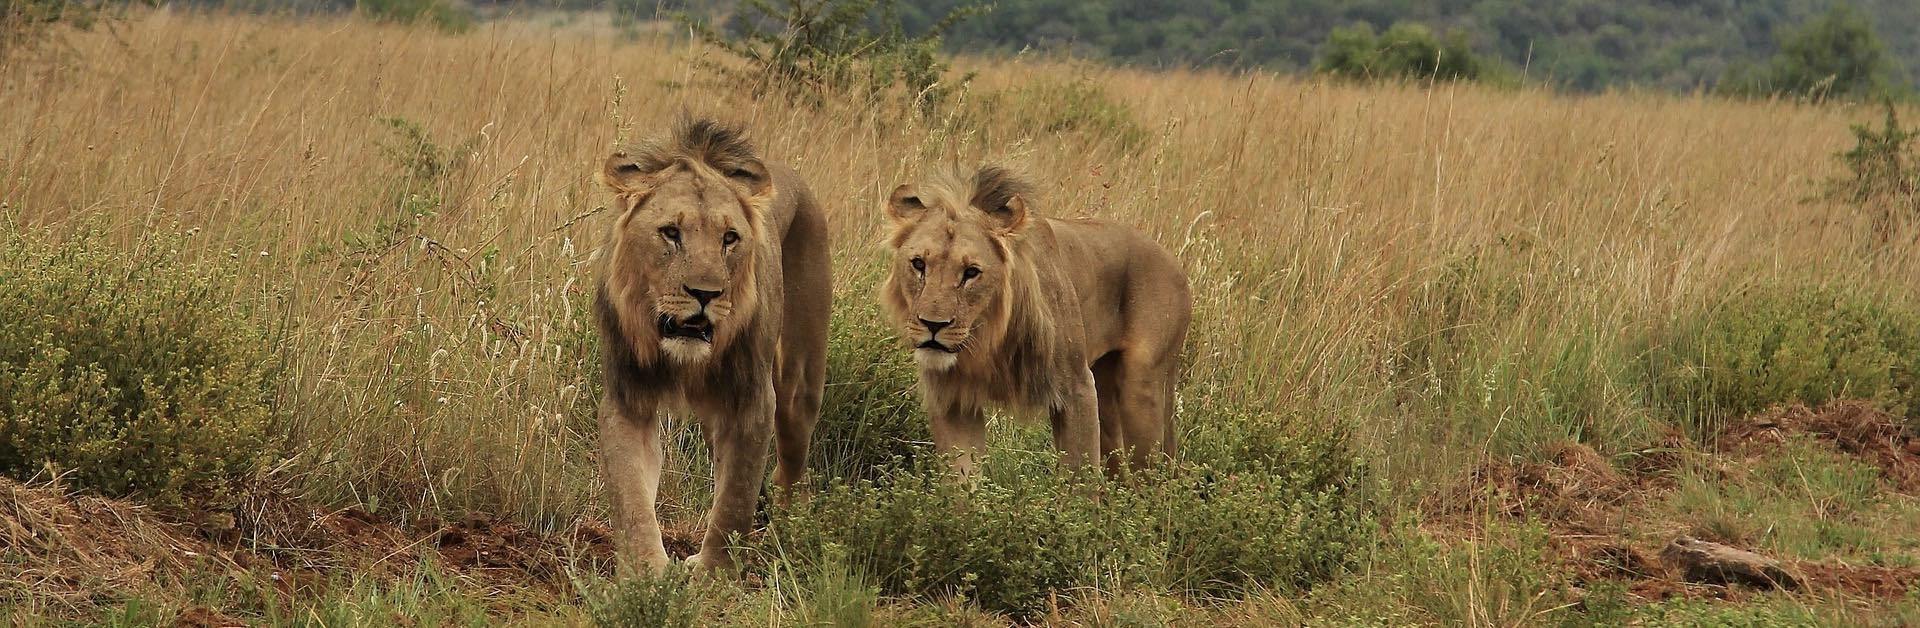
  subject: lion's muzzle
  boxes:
[658,313,715,343]
[914,318,961,353]
[916,339,959,353]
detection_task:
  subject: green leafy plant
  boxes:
[0,223,277,503]
[1654,284,1920,433]
[681,0,982,112]
[761,439,1375,617]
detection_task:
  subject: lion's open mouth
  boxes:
[916,339,959,353]
[659,314,714,343]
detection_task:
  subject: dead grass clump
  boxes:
[1432,441,1638,533]
[0,477,239,611]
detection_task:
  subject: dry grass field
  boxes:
[3,7,1919,626]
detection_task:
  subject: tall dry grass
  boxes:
[2,9,1914,531]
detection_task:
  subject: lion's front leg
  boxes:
[928,395,988,477]
[599,392,668,574]
[687,382,775,572]
[1049,367,1102,470]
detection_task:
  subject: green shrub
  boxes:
[761,440,1375,616]
[1316,22,1497,84]
[1655,285,1920,432]
[584,567,705,628]
[0,224,277,502]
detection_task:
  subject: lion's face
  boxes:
[882,179,1029,372]
[603,153,770,364]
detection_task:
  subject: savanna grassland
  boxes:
[4,8,1920,626]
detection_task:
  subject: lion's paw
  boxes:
[682,552,732,573]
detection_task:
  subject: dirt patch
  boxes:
[431,514,622,591]
[1797,562,1920,599]
[0,476,648,617]
[1721,401,1920,492]
[1434,415,1920,606]
[1429,441,1645,534]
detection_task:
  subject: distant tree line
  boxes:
[19,0,1912,99]
[885,0,1914,97]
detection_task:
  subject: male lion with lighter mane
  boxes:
[594,118,829,572]
[882,164,1190,475]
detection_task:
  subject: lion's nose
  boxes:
[919,318,952,335]
[685,286,723,307]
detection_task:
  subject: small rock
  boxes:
[1661,536,1799,590]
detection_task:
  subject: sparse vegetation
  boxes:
[3,8,1920,626]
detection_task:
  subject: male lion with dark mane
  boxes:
[881,164,1190,476]
[594,118,829,572]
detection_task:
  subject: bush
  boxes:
[1831,102,1919,243]
[682,0,982,112]
[760,436,1376,616]
[583,567,706,628]
[0,224,277,503]
[1655,285,1920,432]
[1316,22,1496,84]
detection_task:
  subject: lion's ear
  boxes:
[724,158,773,199]
[601,152,656,195]
[985,194,1029,234]
[886,184,928,222]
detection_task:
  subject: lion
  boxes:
[593,118,830,572]
[880,164,1191,476]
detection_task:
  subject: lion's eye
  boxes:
[723,230,740,246]
[660,226,681,242]
[962,266,982,281]
[910,258,925,273]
